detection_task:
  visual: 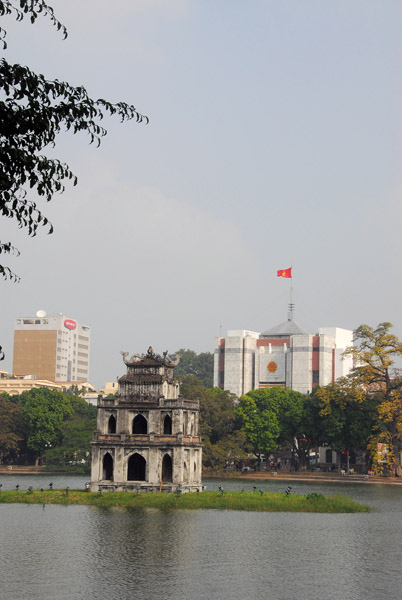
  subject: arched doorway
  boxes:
[162,454,173,482]
[163,415,172,434]
[127,453,146,481]
[103,453,113,480]
[108,415,116,434]
[132,414,147,434]
[325,449,332,463]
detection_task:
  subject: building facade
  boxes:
[13,312,91,382]
[0,373,64,395]
[90,347,202,493]
[214,312,353,396]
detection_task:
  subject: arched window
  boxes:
[132,414,147,434]
[325,449,332,464]
[162,454,173,482]
[183,461,188,482]
[183,412,188,435]
[194,461,197,473]
[108,415,116,434]
[127,453,146,481]
[163,415,172,435]
[103,453,113,481]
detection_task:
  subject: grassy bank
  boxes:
[0,489,371,513]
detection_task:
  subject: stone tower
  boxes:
[90,347,202,492]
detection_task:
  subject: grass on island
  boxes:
[0,489,371,513]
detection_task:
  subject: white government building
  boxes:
[214,308,353,397]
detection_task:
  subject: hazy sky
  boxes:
[1,0,401,387]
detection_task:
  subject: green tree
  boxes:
[313,380,377,472]
[181,376,249,470]
[180,375,206,401]
[19,387,73,465]
[43,395,96,469]
[174,349,214,388]
[236,387,306,467]
[343,322,402,476]
[0,393,23,463]
[0,2,147,368]
[236,391,280,464]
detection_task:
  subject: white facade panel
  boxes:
[290,335,312,394]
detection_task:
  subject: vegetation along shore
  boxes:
[0,489,370,513]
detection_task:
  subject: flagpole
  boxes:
[288,265,294,321]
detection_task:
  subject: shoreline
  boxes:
[0,467,88,476]
[2,466,402,485]
[204,471,402,485]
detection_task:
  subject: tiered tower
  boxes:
[90,347,202,492]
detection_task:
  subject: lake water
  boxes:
[1,474,401,600]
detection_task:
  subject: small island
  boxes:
[0,489,371,513]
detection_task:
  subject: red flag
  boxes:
[277,268,292,278]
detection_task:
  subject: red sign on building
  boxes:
[64,319,77,330]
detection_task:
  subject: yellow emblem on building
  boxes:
[267,361,277,373]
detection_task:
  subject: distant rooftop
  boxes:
[261,313,311,338]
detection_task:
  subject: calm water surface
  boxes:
[0,475,401,600]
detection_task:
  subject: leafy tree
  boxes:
[174,349,214,388]
[236,391,281,464]
[181,375,249,470]
[236,387,306,467]
[180,375,206,401]
[19,387,73,465]
[43,395,96,469]
[202,430,249,471]
[313,380,377,472]
[343,322,402,476]
[0,393,23,463]
[0,2,147,290]
[199,386,240,443]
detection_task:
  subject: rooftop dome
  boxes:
[261,316,311,338]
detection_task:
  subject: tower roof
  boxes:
[261,317,311,338]
[121,346,180,368]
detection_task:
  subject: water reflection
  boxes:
[1,476,402,600]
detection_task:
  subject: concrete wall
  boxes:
[319,327,354,379]
[318,334,335,387]
[291,335,312,393]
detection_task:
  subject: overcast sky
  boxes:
[1,0,401,388]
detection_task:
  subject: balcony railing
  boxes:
[94,433,201,444]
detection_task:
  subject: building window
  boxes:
[132,414,147,434]
[108,415,116,434]
[163,415,172,435]
[127,453,146,481]
[162,454,172,482]
[312,371,319,384]
[103,453,113,481]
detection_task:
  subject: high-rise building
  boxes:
[13,311,91,382]
[214,309,353,396]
